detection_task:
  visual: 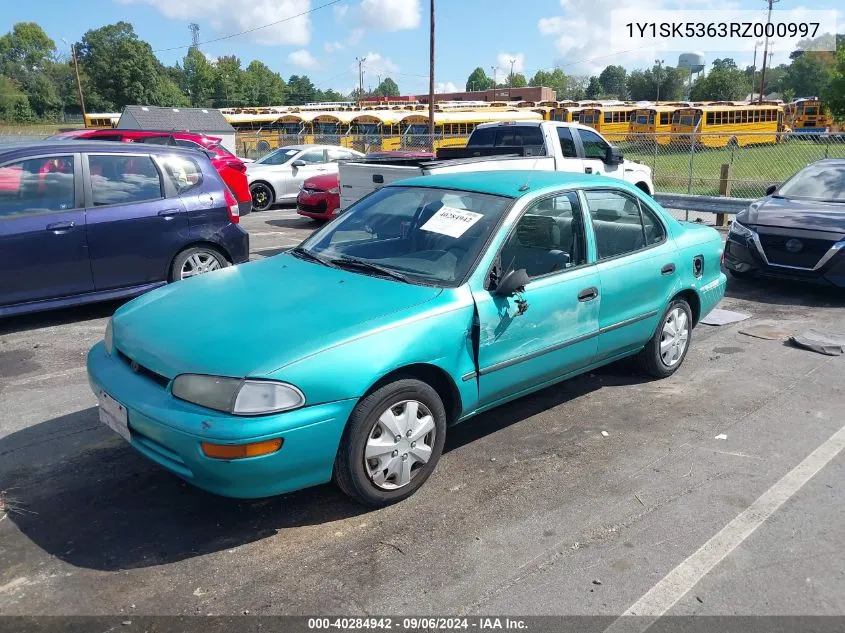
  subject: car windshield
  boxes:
[255,148,299,165]
[297,185,512,286]
[777,164,845,202]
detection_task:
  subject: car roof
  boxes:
[390,170,637,198]
[473,120,596,134]
[277,144,361,151]
[0,140,208,159]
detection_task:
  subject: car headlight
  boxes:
[104,318,114,356]
[728,219,754,239]
[171,374,305,416]
[327,186,340,194]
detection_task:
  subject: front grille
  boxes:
[116,349,170,388]
[758,233,835,269]
[298,200,328,213]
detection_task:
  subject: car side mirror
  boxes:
[494,268,530,297]
[291,159,306,168]
[605,146,623,165]
[765,184,777,196]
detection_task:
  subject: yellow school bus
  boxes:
[786,98,832,135]
[578,106,636,141]
[84,113,120,129]
[630,105,681,145]
[397,109,544,150]
[550,105,585,122]
[670,104,786,148]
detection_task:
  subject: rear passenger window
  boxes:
[0,155,76,216]
[557,127,577,158]
[88,155,162,206]
[585,190,665,260]
[500,191,587,278]
[159,155,203,194]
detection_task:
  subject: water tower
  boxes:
[678,52,705,100]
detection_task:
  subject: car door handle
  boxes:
[578,286,599,302]
[45,221,75,233]
[661,263,676,275]
[157,208,181,220]
[585,167,593,174]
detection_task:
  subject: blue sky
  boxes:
[5,0,843,96]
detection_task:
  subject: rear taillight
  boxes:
[225,160,247,173]
[224,188,240,224]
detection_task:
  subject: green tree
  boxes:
[76,22,170,110]
[564,76,588,100]
[212,55,245,107]
[0,22,55,70]
[286,74,316,105]
[316,88,346,102]
[586,76,602,99]
[242,60,286,105]
[182,47,215,106]
[465,66,491,91]
[0,76,35,122]
[529,68,568,99]
[598,65,627,99]
[687,58,748,101]
[822,43,845,121]
[373,77,400,97]
[510,73,527,88]
[782,52,834,99]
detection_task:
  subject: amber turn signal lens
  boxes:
[201,438,283,459]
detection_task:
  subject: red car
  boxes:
[296,151,435,222]
[297,173,340,221]
[50,129,252,216]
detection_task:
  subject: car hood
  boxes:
[303,173,339,190]
[112,255,443,380]
[740,196,845,234]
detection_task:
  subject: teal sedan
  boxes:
[87,171,726,506]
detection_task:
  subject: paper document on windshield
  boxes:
[420,206,483,238]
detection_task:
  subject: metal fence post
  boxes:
[685,135,697,222]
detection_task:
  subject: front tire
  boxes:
[250,182,274,212]
[334,379,447,507]
[637,299,692,378]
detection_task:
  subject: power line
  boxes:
[151,0,344,53]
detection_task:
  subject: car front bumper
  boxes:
[297,190,339,221]
[724,232,845,288]
[87,342,357,498]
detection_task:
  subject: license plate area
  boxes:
[98,390,130,442]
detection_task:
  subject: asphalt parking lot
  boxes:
[1,207,844,618]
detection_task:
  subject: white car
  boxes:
[247,144,364,211]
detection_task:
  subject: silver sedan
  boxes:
[246,144,364,211]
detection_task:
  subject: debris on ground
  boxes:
[592,579,602,585]
[601,431,609,437]
[700,308,752,326]
[739,321,794,341]
[715,433,728,440]
[791,329,845,356]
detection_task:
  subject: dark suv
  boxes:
[0,141,249,317]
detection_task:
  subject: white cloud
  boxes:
[359,0,421,31]
[333,3,349,20]
[497,52,526,74]
[323,28,363,53]
[117,0,312,47]
[288,49,319,69]
[324,40,344,53]
[537,0,747,74]
[436,81,458,93]
[360,51,399,77]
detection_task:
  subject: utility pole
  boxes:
[655,58,664,103]
[491,65,498,97]
[68,42,86,118]
[356,56,366,105]
[509,58,516,100]
[428,0,435,150]
[758,0,779,103]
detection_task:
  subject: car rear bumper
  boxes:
[238,200,252,216]
[724,233,845,288]
[219,224,250,264]
[87,342,357,498]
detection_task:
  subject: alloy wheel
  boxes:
[180,252,222,279]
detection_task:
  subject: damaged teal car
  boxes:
[87,171,726,506]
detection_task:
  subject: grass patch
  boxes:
[622,136,845,198]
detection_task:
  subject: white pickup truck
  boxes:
[339,120,654,210]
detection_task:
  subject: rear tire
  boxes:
[637,299,692,378]
[334,378,447,507]
[170,246,229,282]
[250,182,275,212]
